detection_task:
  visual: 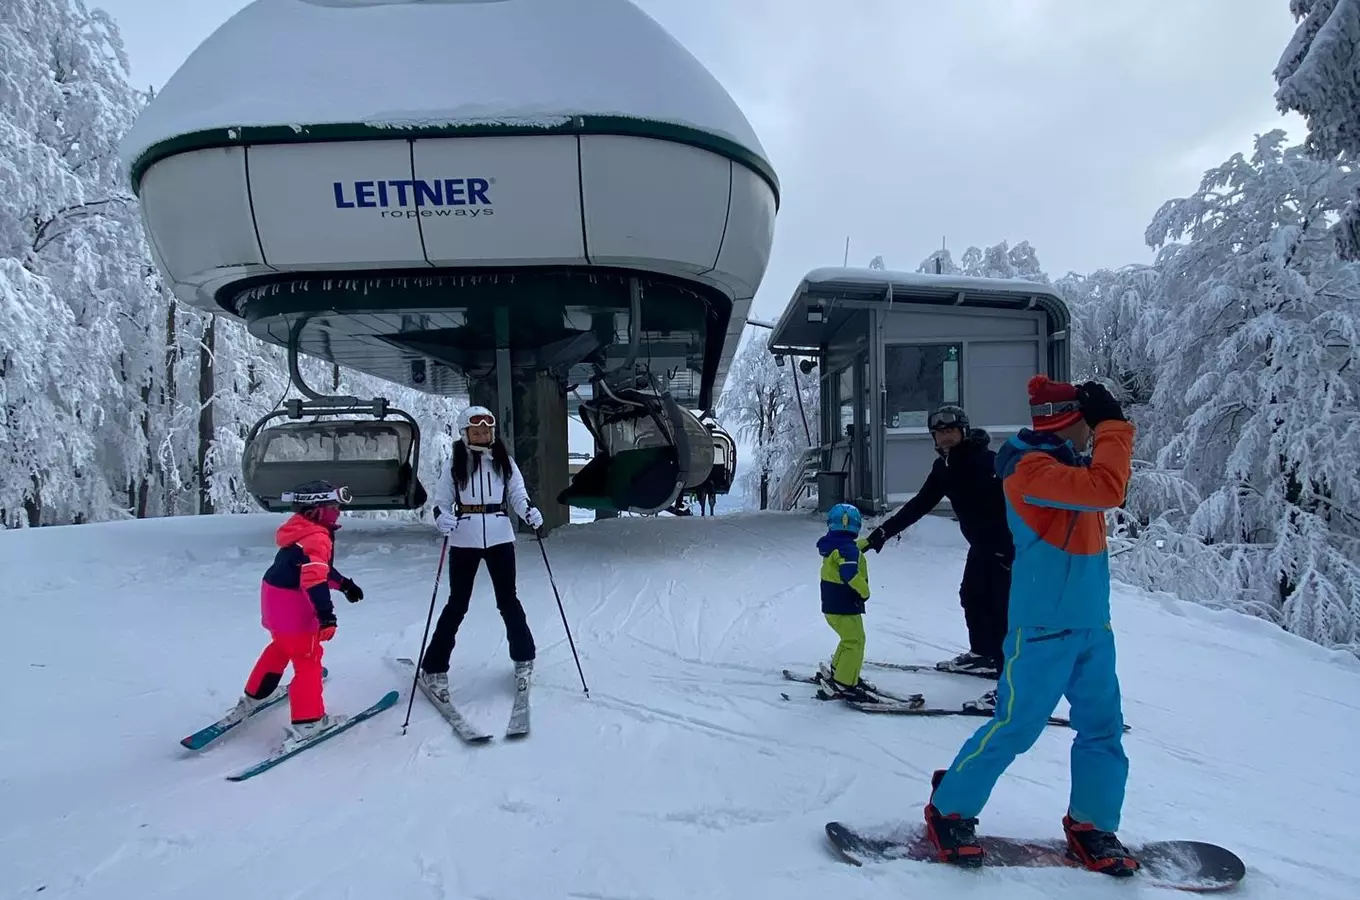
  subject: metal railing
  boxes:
[773,447,821,511]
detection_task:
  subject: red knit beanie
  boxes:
[1027,375,1082,431]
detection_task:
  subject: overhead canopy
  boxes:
[768,266,1072,379]
[119,0,777,200]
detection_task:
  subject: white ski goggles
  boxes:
[281,486,352,505]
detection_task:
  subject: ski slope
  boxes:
[2,511,1356,898]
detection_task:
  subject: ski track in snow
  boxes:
[1,511,1356,898]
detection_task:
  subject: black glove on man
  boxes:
[865,527,887,552]
[339,577,364,603]
[1076,381,1125,427]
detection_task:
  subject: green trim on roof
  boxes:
[127,115,780,205]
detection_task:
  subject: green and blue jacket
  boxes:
[817,531,870,615]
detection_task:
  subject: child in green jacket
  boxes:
[817,503,874,700]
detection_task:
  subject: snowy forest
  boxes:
[3,1,1359,652]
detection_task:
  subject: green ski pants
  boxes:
[825,613,865,686]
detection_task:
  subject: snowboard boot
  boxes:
[924,769,983,866]
[282,714,348,750]
[419,670,452,705]
[936,651,1000,678]
[1062,814,1139,876]
[963,688,998,713]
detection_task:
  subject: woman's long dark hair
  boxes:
[452,436,511,492]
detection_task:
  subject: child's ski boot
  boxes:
[281,714,349,751]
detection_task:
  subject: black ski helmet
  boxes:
[283,479,351,514]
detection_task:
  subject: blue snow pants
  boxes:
[929,624,1129,832]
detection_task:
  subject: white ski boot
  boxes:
[514,660,533,689]
[419,670,452,704]
[281,714,348,751]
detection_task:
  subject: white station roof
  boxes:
[120,0,775,194]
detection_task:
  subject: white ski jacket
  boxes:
[431,448,533,548]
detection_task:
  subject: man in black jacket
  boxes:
[865,405,1013,680]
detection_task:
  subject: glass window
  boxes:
[837,367,853,438]
[884,344,961,428]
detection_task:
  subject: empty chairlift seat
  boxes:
[560,384,713,515]
[705,420,736,494]
[243,414,427,512]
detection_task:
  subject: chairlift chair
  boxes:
[705,419,737,495]
[242,397,427,512]
[559,376,711,515]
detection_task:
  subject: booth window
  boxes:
[836,367,853,438]
[884,344,961,428]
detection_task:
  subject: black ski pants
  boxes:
[421,542,536,673]
[959,545,1011,663]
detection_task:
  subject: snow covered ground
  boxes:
[2,511,1355,899]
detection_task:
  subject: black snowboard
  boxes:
[825,821,1245,892]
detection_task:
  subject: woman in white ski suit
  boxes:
[418,406,544,700]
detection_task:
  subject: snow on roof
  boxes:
[799,266,1066,299]
[120,0,770,177]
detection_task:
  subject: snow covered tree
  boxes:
[1121,130,1360,650]
[717,330,818,509]
[1274,0,1360,258]
[0,0,152,525]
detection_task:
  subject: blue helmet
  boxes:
[827,503,862,533]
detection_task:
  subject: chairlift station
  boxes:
[767,268,1072,514]
[121,0,764,531]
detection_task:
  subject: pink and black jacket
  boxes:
[259,514,346,634]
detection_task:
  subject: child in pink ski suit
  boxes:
[240,481,363,740]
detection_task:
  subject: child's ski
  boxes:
[181,667,330,750]
[225,690,399,782]
[505,663,531,739]
[391,657,493,744]
[781,668,925,707]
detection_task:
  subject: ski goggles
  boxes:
[927,410,966,430]
[281,485,352,505]
[466,412,496,427]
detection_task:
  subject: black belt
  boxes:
[458,503,505,514]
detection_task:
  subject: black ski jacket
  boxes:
[874,428,1013,555]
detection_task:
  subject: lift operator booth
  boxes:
[767,267,1072,514]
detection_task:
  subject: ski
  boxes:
[866,659,1000,681]
[843,696,1075,727]
[824,821,1246,891]
[225,689,399,782]
[391,657,493,744]
[781,668,925,707]
[505,662,531,739]
[181,667,330,750]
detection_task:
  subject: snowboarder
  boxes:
[420,406,545,702]
[923,375,1139,876]
[865,405,1013,682]
[237,480,364,747]
[816,503,875,701]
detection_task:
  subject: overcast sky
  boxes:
[99,0,1305,323]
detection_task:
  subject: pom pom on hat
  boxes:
[1027,375,1083,431]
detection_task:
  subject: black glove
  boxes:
[1076,381,1125,427]
[865,527,887,552]
[339,578,363,603]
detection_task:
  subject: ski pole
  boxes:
[536,529,589,696]
[402,534,449,733]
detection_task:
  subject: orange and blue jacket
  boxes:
[994,420,1135,630]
